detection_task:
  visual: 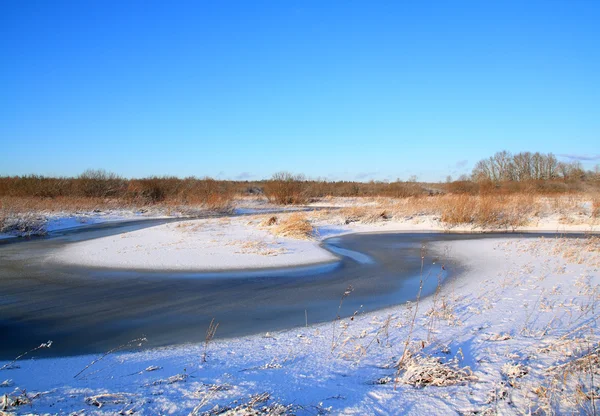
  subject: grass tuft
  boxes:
[272,213,314,239]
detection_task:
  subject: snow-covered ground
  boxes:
[47,207,598,271]
[0,209,168,241]
[46,217,337,270]
[1,236,598,414]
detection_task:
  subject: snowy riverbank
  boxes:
[45,207,598,271]
[1,236,599,414]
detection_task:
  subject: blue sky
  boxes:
[1,1,599,182]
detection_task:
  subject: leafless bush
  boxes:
[78,169,125,198]
[264,172,308,205]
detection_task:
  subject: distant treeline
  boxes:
[1,153,599,206]
[472,151,594,182]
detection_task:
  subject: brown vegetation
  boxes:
[439,194,537,230]
[271,213,314,239]
[0,172,234,213]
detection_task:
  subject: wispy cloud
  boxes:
[455,159,468,169]
[558,154,600,161]
[235,172,254,180]
[355,171,378,180]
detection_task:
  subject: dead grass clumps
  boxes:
[0,213,47,236]
[339,206,390,224]
[260,215,278,227]
[396,352,477,388]
[502,363,529,387]
[439,195,474,225]
[272,213,314,239]
[593,197,600,218]
[440,194,537,230]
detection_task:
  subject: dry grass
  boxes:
[439,194,538,230]
[303,193,597,232]
[259,215,278,227]
[339,206,390,224]
[593,197,600,218]
[271,213,314,239]
[315,193,548,230]
[395,351,477,388]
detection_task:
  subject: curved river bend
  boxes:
[0,220,584,359]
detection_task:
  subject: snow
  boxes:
[46,217,338,270]
[44,213,142,233]
[2,236,599,414]
[47,209,597,271]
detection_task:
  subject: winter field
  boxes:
[0,195,599,415]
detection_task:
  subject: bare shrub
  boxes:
[272,213,314,239]
[264,172,307,205]
[77,169,125,198]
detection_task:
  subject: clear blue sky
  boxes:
[1,0,599,182]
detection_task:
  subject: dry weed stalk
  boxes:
[203,318,219,363]
[74,337,147,379]
[394,243,428,389]
[331,285,354,353]
[0,341,52,371]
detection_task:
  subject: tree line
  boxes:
[472,151,593,182]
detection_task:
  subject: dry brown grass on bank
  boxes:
[0,196,129,214]
[593,197,600,218]
[271,213,314,239]
[339,206,390,224]
[317,194,545,230]
[439,194,538,230]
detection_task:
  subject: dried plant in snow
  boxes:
[502,363,529,387]
[271,213,314,240]
[0,341,52,371]
[203,318,220,363]
[396,352,477,388]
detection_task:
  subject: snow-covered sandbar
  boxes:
[46,216,338,270]
[46,208,597,271]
